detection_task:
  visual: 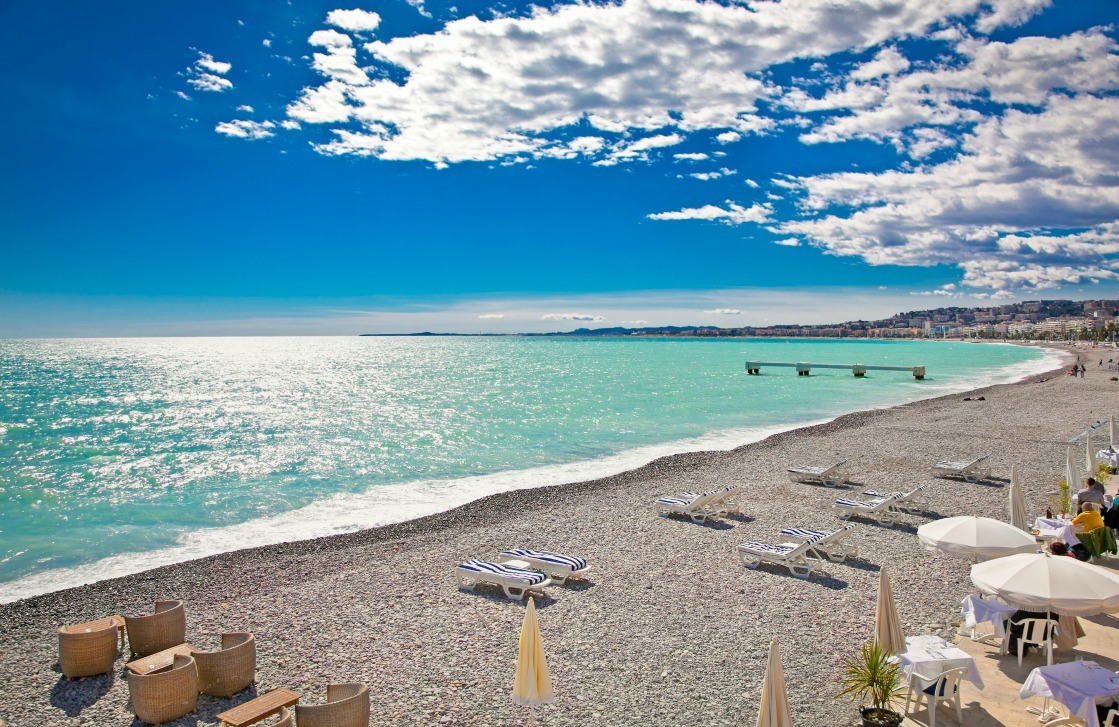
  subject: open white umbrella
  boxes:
[875,567,905,656]
[512,596,553,722]
[756,637,793,727]
[1009,465,1028,532]
[971,552,1119,616]
[917,516,1037,560]
[1086,434,1098,479]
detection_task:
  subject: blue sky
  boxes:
[1,0,1117,335]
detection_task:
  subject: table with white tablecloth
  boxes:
[1100,449,1119,471]
[1020,661,1119,727]
[960,594,1017,640]
[896,635,984,690]
[1034,516,1080,546]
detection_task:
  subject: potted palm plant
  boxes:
[836,640,904,727]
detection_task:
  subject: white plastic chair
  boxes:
[1005,617,1056,666]
[1104,707,1119,727]
[904,666,967,727]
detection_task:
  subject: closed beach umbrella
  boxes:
[1009,465,1029,532]
[1111,414,1117,450]
[1066,445,1080,487]
[512,597,553,711]
[875,567,905,656]
[917,516,1036,560]
[971,552,1119,616]
[756,637,793,727]
[1086,434,1098,478]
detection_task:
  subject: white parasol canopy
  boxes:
[756,637,793,727]
[917,516,1037,560]
[971,552,1119,616]
[1009,465,1028,532]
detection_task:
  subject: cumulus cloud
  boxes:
[674,152,710,161]
[285,0,1021,163]
[215,120,276,139]
[477,313,505,319]
[541,313,605,322]
[236,105,255,113]
[187,51,233,92]
[648,202,771,224]
[703,308,741,314]
[687,167,736,181]
[326,8,382,33]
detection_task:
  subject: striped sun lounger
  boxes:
[736,536,824,579]
[656,489,726,523]
[495,549,590,584]
[861,484,928,513]
[778,525,859,562]
[833,496,901,526]
[455,560,552,601]
[931,455,991,482]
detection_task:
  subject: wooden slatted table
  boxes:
[125,642,194,675]
[216,688,301,727]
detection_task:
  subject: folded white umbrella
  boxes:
[917,516,1037,560]
[756,637,793,727]
[971,552,1119,616]
[1009,465,1028,532]
[1111,414,1117,450]
[1086,434,1098,479]
[1066,445,1080,487]
[875,567,905,656]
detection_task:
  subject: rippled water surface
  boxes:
[0,336,1054,601]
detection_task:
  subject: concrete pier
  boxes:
[745,361,926,379]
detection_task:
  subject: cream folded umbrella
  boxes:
[1009,465,1029,532]
[1065,445,1080,487]
[1111,414,1117,451]
[756,637,793,727]
[512,596,553,719]
[875,567,905,656]
[917,516,1037,560]
[1086,434,1098,479]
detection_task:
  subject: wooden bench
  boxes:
[125,642,194,675]
[216,688,301,727]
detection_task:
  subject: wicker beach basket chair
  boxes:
[125,653,199,725]
[273,707,295,727]
[295,683,370,727]
[125,600,186,658]
[58,615,123,679]
[191,632,256,697]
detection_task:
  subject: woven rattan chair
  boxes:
[295,683,370,727]
[125,600,186,658]
[191,632,256,697]
[126,653,199,725]
[58,615,123,679]
[273,707,294,727]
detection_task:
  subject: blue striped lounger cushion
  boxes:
[862,491,904,499]
[835,499,881,508]
[738,542,798,555]
[779,527,828,540]
[657,496,695,506]
[458,560,548,585]
[499,549,588,571]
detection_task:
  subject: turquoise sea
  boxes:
[0,336,1056,602]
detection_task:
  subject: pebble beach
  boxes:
[4,343,1118,727]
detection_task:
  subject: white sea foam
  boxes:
[0,342,1065,604]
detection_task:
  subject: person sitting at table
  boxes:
[1006,609,1053,655]
[1073,502,1105,531]
[1078,479,1106,508]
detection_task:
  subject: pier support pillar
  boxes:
[852,365,867,378]
[796,363,811,376]
[912,366,926,380]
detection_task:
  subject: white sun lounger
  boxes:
[787,461,848,487]
[736,536,823,579]
[455,560,552,600]
[861,484,928,513]
[778,525,859,562]
[833,495,901,526]
[656,489,726,523]
[495,549,590,584]
[931,455,991,482]
[678,485,744,516]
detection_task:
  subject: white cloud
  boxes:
[285,0,1014,163]
[326,8,382,33]
[674,152,710,161]
[648,201,771,224]
[280,120,302,130]
[215,120,277,139]
[236,105,255,113]
[175,91,191,101]
[263,38,272,47]
[744,178,759,188]
[541,313,605,322]
[187,51,233,92]
[848,46,909,81]
[477,313,505,319]
[688,167,736,181]
[621,320,648,326]
[715,131,742,145]
[773,238,801,247]
[703,308,741,315]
